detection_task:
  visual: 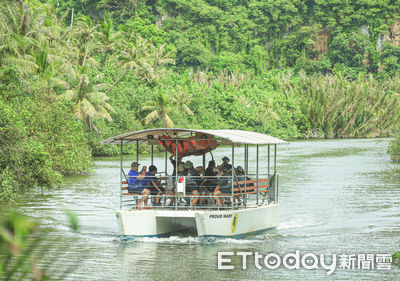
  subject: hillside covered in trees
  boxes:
[1,0,400,201]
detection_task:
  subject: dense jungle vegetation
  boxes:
[1,0,400,201]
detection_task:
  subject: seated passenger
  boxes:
[184,161,201,208]
[219,156,230,170]
[195,165,206,205]
[143,165,165,206]
[234,166,247,206]
[235,166,254,187]
[199,160,218,205]
[128,162,150,209]
[214,164,233,206]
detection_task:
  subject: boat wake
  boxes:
[277,215,325,230]
[121,235,266,245]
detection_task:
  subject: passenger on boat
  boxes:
[184,161,201,208]
[234,166,247,206]
[199,160,218,205]
[128,162,151,209]
[167,155,185,206]
[143,165,165,206]
[170,155,184,177]
[214,164,233,206]
[219,156,230,170]
[195,166,204,176]
[235,166,253,187]
[195,165,207,205]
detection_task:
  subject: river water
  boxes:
[15,139,400,280]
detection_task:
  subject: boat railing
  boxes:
[120,174,278,210]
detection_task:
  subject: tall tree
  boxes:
[59,66,114,133]
[141,91,175,128]
[106,35,173,94]
[0,1,39,75]
[70,15,102,68]
[99,17,123,66]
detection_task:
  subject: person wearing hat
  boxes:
[184,160,201,208]
[220,156,230,170]
[128,162,151,209]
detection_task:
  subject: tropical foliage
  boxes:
[0,210,81,280]
[389,130,400,162]
[1,0,400,201]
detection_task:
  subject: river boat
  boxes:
[102,128,287,237]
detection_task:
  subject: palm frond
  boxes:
[143,110,160,125]
[59,90,76,101]
[163,112,174,128]
[141,105,156,111]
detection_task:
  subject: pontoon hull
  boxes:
[116,204,279,237]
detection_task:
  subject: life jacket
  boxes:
[158,134,217,158]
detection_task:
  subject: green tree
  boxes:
[141,91,176,128]
[174,85,194,116]
[70,15,102,68]
[99,16,123,66]
[0,1,40,75]
[59,66,114,133]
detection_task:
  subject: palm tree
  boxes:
[261,97,280,121]
[144,44,174,83]
[142,92,176,128]
[70,16,102,68]
[59,66,114,133]
[106,35,152,94]
[0,2,68,77]
[106,35,174,94]
[0,1,40,75]
[174,86,194,115]
[99,17,123,66]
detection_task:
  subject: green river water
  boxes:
[13,138,400,280]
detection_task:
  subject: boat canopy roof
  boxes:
[102,128,287,145]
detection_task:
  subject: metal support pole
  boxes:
[202,154,206,173]
[136,140,139,163]
[175,135,178,211]
[231,145,234,210]
[256,145,259,205]
[244,144,248,204]
[232,145,235,167]
[120,140,123,209]
[268,144,270,176]
[274,144,277,173]
[151,144,154,165]
[245,145,249,174]
[165,149,168,175]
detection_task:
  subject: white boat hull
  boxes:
[116,204,279,237]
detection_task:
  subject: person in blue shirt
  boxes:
[128,162,150,209]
